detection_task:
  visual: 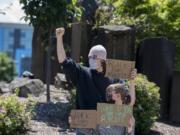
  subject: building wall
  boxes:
[0,22,33,76]
[0,27,4,50]
[3,26,14,57]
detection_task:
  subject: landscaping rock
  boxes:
[0,82,11,94]
[22,71,35,79]
[54,73,67,88]
[54,73,73,90]
[9,78,45,97]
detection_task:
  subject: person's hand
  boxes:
[128,116,135,133]
[130,68,137,80]
[56,27,65,39]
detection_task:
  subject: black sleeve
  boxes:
[61,58,83,86]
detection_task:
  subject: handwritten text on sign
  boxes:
[70,104,133,128]
[105,59,135,79]
[97,103,133,127]
[70,110,97,129]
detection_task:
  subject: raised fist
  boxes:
[130,68,137,80]
[56,27,65,38]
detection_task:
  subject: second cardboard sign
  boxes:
[70,103,133,129]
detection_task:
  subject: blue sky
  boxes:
[0,0,26,23]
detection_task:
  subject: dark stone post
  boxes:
[170,71,180,123]
[92,25,135,60]
[136,37,175,119]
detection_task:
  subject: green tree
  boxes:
[95,0,180,70]
[20,0,82,81]
[0,53,16,82]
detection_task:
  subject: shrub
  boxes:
[133,74,160,134]
[0,53,16,82]
[0,94,36,135]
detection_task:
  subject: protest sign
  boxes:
[70,110,97,128]
[97,103,133,127]
[106,59,135,79]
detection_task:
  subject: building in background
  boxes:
[0,22,33,76]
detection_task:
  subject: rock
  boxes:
[34,102,70,122]
[9,78,45,97]
[0,82,11,94]
[99,25,132,33]
[54,73,67,86]
[54,73,66,88]
[54,73,73,90]
[22,71,35,79]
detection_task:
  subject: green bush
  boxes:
[133,74,160,134]
[0,94,36,135]
[0,53,16,82]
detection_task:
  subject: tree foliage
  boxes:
[19,0,83,81]
[0,53,16,82]
[95,0,180,70]
[20,0,83,45]
[20,0,82,28]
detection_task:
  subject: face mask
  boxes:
[89,58,97,69]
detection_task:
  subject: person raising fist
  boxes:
[56,27,137,135]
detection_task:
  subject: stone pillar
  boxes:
[92,25,135,60]
[170,71,180,123]
[136,37,176,119]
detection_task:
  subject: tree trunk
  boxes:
[31,26,46,82]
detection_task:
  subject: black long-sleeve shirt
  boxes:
[61,58,124,109]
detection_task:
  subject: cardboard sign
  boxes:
[70,110,97,129]
[97,103,133,127]
[105,59,135,79]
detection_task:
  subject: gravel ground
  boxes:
[25,85,180,135]
[27,120,75,135]
[150,121,180,135]
[26,86,76,135]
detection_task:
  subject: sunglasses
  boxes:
[88,55,97,59]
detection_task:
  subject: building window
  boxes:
[20,44,25,49]
[21,32,26,38]
[9,32,14,37]
[9,44,13,49]
[6,51,13,58]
